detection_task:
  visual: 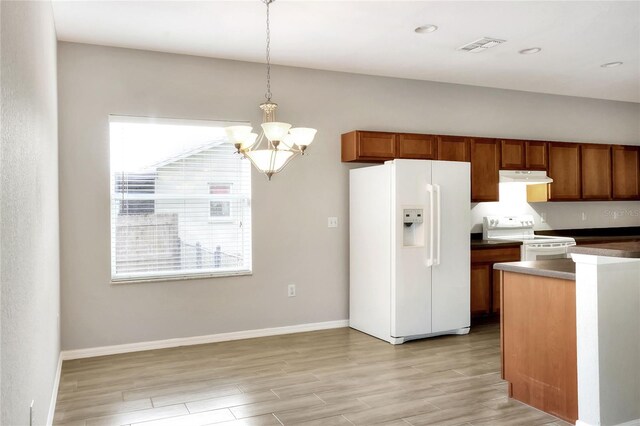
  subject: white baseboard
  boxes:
[61,319,350,361]
[577,419,640,426]
[46,353,63,426]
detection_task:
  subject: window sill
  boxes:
[111,270,252,285]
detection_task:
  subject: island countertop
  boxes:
[494,258,576,280]
[568,241,640,258]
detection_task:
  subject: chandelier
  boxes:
[225,0,317,180]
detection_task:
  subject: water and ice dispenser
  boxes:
[403,208,425,247]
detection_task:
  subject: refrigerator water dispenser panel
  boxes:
[403,208,425,247]
[403,209,424,225]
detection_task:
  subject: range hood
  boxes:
[499,170,553,185]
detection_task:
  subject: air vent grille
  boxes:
[458,37,506,53]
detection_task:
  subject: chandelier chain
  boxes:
[264,0,272,101]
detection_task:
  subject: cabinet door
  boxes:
[493,269,501,314]
[357,131,396,160]
[437,136,470,162]
[581,144,612,200]
[342,131,397,162]
[548,143,581,201]
[398,133,437,159]
[470,138,500,202]
[500,140,525,170]
[526,141,548,170]
[612,146,640,200]
[471,264,491,315]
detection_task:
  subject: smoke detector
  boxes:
[458,37,506,53]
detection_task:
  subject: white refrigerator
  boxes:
[350,159,471,344]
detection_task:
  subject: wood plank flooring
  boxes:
[54,324,571,426]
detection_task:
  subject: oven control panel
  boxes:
[483,215,535,240]
[484,215,535,229]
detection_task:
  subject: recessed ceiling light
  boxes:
[414,25,438,34]
[519,47,542,55]
[601,61,623,68]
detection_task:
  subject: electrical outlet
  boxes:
[328,217,338,228]
[581,212,587,221]
[540,212,546,223]
[288,284,296,297]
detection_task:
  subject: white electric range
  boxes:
[483,215,576,261]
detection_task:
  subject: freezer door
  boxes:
[431,161,471,333]
[390,160,434,338]
[349,164,392,342]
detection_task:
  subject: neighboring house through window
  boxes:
[209,183,232,220]
[109,116,252,282]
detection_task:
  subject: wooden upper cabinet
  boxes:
[437,136,470,162]
[500,140,526,170]
[470,138,500,202]
[548,143,581,201]
[581,144,612,200]
[612,146,640,200]
[341,131,396,162]
[398,133,437,160]
[500,139,547,170]
[525,141,548,170]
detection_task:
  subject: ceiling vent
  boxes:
[458,37,506,53]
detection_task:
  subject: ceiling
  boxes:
[51,1,640,103]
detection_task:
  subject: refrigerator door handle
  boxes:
[426,184,435,267]
[434,183,442,266]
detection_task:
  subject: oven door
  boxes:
[522,242,575,261]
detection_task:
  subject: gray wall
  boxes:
[57,42,640,351]
[1,2,60,424]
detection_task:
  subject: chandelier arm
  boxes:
[249,132,267,151]
[274,151,300,175]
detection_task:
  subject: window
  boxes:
[109,116,252,282]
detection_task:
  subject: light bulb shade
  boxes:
[225,125,253,144]
[261,122,291,142]
[289,127,317,147]
[245,149,294,175]
[242,133,259,150]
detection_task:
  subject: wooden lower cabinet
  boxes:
[470,246,520,316]
[492,269,501,314]
[471,264,491,315]
[501,271,578,424]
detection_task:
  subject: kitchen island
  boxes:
[495,244,640,426]
[568,242,640,426]
[494,259,578,424]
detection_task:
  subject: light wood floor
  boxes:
[54,324,570,426]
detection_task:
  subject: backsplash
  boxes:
[470,183,640,233]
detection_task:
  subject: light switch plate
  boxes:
[328,217,338,228]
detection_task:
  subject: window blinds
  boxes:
[109,116,252,282]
